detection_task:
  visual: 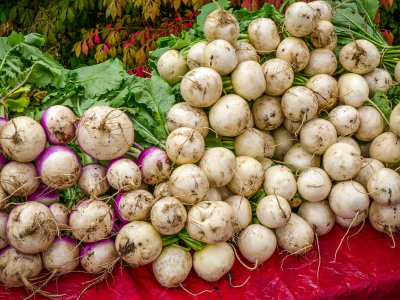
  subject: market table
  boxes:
[1,222,399,300]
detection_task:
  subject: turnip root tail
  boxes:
[333,210,360,263]
[23,270,65,300]
[179,283,214,296]
[388,225,396,249]
[229,244,259,271]
[228,275,250,288]
[347,219,365,251]
[315,231,321,285]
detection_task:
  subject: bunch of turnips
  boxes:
[0,0,400,297]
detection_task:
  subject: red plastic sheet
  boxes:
[1,222,400,300]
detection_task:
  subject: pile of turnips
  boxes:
[0,0,400,298]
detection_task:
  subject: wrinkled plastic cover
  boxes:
[1,223,399,300]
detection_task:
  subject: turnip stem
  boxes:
[132,142,145,151]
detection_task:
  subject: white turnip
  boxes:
[0,212,8,249]
[298,200,335,235]
[166,127,204,164]
[285,2,318,37]
[232,61,266,100]
[276,37,310,72]
[0,161,39,197]
[204,187,222,201]
[367,168,400,206]
[305,74,338,110]
[106,158,142,192]
[355,106,386,141]
[187,41,208,70]
[80,239,118,274]
[263,165,296,201]
[272,126,297,160]
[233,41,259,64]
[252,95,284,131]
[339,40,380,74]
[354,158,385,190]
[284,143,321,173]
[300,118,337,155]
[336,136,361,155]
[363,68,393,98]
[157,50,189,85]
[281,86,318,122]
[303,49,337,75]
[309,20,337,50]
[248,18,280,53]
[338,73,370,108]
[42,236,79,274]
[369,201,400,234]
[336,210,368,228]
[203,8,239,44]
[256,195,291,228]
[224,195,252,230]
[235,128,275,159]
[204,39,238,75]
[137,147,171,185]
[369,132,400,164]
[150,197,187,235]
[309,1,333,21]
[262,58,294,96]
[328,105,360,136]
[26,184,59,206]
[49,203,69,230]
[114,190,155,223]
[78,163,109,197]
[297,167,331,202]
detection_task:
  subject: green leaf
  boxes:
[24,33,45,48]
[0,12,6,24]
[356,0,379,24]
[3,86,31,112]
[26,61,62,88]
[7,32,25,47]
[67,7,75,23]
[365,91,392,121]
[197,0,231,31]
[0,37,12,59]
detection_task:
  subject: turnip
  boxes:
[252,95,284,131]
[258,157,274,170]
[276,37,310,72]
[338,73,370,108]
[0,153,5,172]
[0,186,9,211]
[339,40,380,74]
[369,132,400,164]
[204,187,222,201]
[309,1,333,22]
[355,106,386,141]
[209,94,253,137]
[305,74,338,110]
[78,163,109,197]
[0,116,46,162]
[6,202,56,254]
[0,212,8,249]
[235,128,275,159]
[285,2,318,37]
[37,146,82,189]
[336,210,368,228]
[169,164,209,204]
[193,242,234,282]
[180,67,223,107]
[137,147,171,185]
[281,86,318,122]
[150,197,187,235]
[153,181,172,199]
[367,168,400,206]
[0,161,39,197]
[309,20,337,51]
[283,117,304,135]
[42,236,79,274]
[303,49,337,75]
[203,7,239,44]
[166,102,209,138]
[187,201,234,243]
[26,183,59,206]
[297,167,331,202]
[0,118,7,135]
[263,165,296,201]
[390,103,400,136]
[354,158,385,189]
[40,105,77,146]
[115,221,162,265]
[256,195,291,228]
[248,18,280,53]
[298,200,335,235]
[76,106,135,161]
[232,61,266,100]
[80,239,118,274]
[165,127,204,165]
[227,156,264,197]
[233,41,259,64]
[187,41,208,70]
[284,143,321,173]
[328,105,360,136]
[300,118,337,155]
[106,158,142,192]
[204,39,238,75]
[363,68,393,98]
[157,50,189,85]
[49,203,69,230]
[262,58,294,96]
[152,246,192,288]
[369,201,400,234]
[69,199,114,242]
[238,224,276,264]
[272,126,297,160]
[336,136,361,155]
[217,185,235,200]
[224,195,252,230]
[275,213,314,254]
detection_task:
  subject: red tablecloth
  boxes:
[1,222,399,300]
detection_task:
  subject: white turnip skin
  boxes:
[203,9,239,44]
[369,132,400,164]
[157,50,189,85]
[227,156,264,197]
[272,126,297,160]
[204,187,222,201]
[276,37,310,72]
[259,157,274,170]
[305,74,338,110]
[78,163,109,197]
[232,61,266,100]
[80,239,118,274]
[300,118,337,155]
[390,103,400,136]
[209,94,253,137]
[153,181,172,199]
[238,224,276,263]
[297,167,331,202]
[275,213,314,254]
[281,86,318,123]
[235,128,275,159]
[76,106,135,161]
[187,201,234,243]
[328,105,360,136]
[115,221,162,265]
[69,199,114,243]
[369,201,400,234]
[233,41,259,64]
[355,106,386,141]
[336,136,361,155]
[166,127,204,165]
[26,184,59,206]
[284,143,321,173]
[0,118,7,136]
[367,168,400,206]
[204,39,238,75]
[6,202,56,254]
[363,68,393,98]
[193,242,234,282]
[166,102,209,138]
[303,49,337,75]
[338,73,370,108]
[248,18,280,53]
[354,158,385,189]
[180,67,222,107]
[169,164,209,204]
[263,165,296,201]
[137,147,171,185]
[40,105,77,146]
[187,41,208,70]
[298,200,335,236]
[262,58,294,96]
[49,203,69,230]
[217,185,235,200]
[309,20,337,50]
[42,236,79,275]
[256,195,291,228]
[309,1,333,21]
[150,197,187,235]
[285,2,318,37]
[224,195,252,230]
[114,190,156,223]
[339,40,380,75]
[106,158,142,192]
[0,161,39,197]
[252,95,284,131]
[152,246,192,288]
[0,212,8,249]
[336,209,368,228]
[0,186,9,211]
[0,116,46,162]
[283,117,304,135]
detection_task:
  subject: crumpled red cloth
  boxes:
[1,222,399,300]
